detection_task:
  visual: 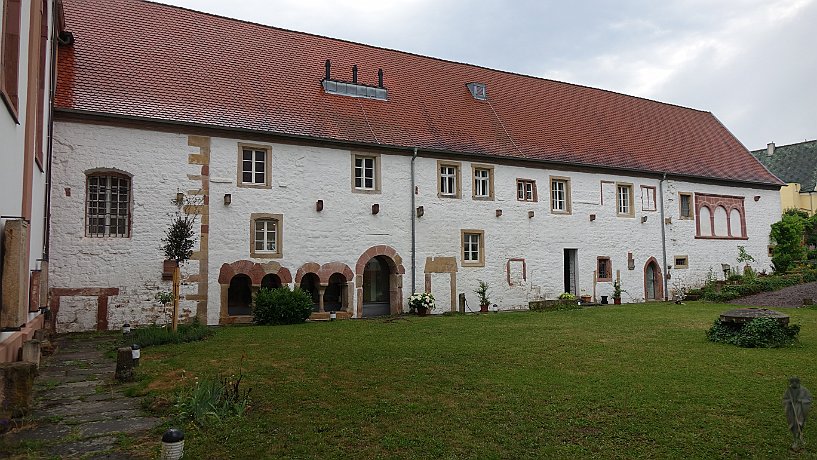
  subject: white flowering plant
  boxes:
[408,292,436,311]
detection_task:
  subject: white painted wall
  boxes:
[50,121,780,329]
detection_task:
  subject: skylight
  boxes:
[467,82,487,100]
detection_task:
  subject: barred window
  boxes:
[86,173,131,237]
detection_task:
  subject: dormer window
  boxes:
[322,60,388,101]
[467,82,487,100]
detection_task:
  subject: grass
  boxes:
[136,302,817,458]
[126,319,214,348]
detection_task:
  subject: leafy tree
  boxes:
[161,196,198,262]
[770,211,806,273]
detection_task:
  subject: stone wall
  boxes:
[49,121,780,328]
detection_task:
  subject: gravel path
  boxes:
[728,281,817,308]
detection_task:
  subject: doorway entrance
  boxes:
[563,249,578,295]
[362,256,392,317]
[644,258,664,301]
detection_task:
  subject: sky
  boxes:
[157,0,816,151]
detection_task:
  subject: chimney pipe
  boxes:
[352,65,358,84]
[767,142,775,156]
[325,60,331,80]
[378,69,384,88]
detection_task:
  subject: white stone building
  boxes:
[48,0,783,331]
[0,0,66,361]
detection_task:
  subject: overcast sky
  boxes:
[158,0,815,151]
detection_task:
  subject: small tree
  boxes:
[160,194,199,331]
[770,211,807,273]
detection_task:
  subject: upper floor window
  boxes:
[86,173,131,237]
[437,160,461,198]
[516,179,537,202]
[237,144,271,188]
[694,193,747,239]
[250,213,283,258]
[679,193,693,219]
[641,186,656,211]
[1,0,22,120]
[550,177,571,213]
[472,164,494,200]
[616,183,634,217]
[351,152,381,193]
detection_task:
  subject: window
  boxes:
[250,213,283,258]
[516,179,537,202]
[550,176,571,213]
[237,144,271,188]
[694,193,747,239]
[472,164,494,200]
[437,160,461,198]
[616,183,634,217]
[86,173,131,237]
[674,256,689,269]
[641,186,656,211]
[351,152,381,193]
[467,82,487,100]
[679,193,693,219]
[461,230,485,267]
[1,0,22,119]
[597,257,612,281]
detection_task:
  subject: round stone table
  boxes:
[719,308,789,326]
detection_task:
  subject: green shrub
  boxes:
[706,318,800,348]
[529,300,582,312]
[129,318,213,348]
[253,286,313,325]
[770,212,807,273]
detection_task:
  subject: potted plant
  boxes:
[612,280,622,305]
[579,290,592,304]
[475,280,490,312]
[408,292,436,316]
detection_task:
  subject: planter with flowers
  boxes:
[408,292,436,316]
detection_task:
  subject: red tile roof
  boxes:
[55,0,783,186]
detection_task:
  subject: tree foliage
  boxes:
[770,210,808,273]
[161,196,199,262]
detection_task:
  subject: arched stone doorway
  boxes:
[355,245,405,317]
[644,257,664,301]
[299,273,321,312]
[227,274,252,316]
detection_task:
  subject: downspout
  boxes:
[410,147,418,295]
[43,20,59,261]
[659,173,669,300]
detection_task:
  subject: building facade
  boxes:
[48,0,783,331]
[0,0,65,361]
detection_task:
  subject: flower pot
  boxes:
[417,306,429,316]
[614,298,622,305]
[580,295,591,303]
[480,303,489,313]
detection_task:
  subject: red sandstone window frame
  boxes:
[596,256,612,282]
[516,179,537,202]
[1,0,22,121]
[694,193,747,240]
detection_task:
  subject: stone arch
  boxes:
[227,274,252,316]
[355,245,405,317]
[218,260,292,324]
[295,262,321,284]
[317,262,354,285]
[643,257,664,301]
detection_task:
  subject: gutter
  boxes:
[659,173,669,301]
[43,15,60,261]
[410,147,418,297]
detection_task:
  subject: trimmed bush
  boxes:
[706,318,800,348]
[253,286,313,325]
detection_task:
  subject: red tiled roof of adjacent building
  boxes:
[55,0,783,187]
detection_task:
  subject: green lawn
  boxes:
[140,303,817,459]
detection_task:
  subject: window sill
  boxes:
[237,182,272,189]
[472,196,494,201]
[251,251,283,259]
[694,235,748,240]
[597,277,613,282]
[1,90,20,124]
[438,194,461,199]
[616,214,635,218]
[352,188,381,194]
[461,261,485,268]
[550,210,572,215]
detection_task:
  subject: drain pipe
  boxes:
[410,147,418,295]
[659,173,669,300]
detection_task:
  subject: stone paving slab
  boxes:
[0,333,161,458]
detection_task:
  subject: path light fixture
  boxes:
[491,304,499,313]
[122,323,131,335]
[131,344,141,366]
[161,428,185,460]
[330,311,337,321]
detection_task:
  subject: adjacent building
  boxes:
[0,0,66,361]
[751,140,817,216]
[48,0,783,331]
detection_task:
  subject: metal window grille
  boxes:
[86,174,130,237]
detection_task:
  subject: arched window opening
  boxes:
[227,274,252,316]
[713,206,728,236]
[299,273,320,312]
[323,273,346,312]
[699,206,713,237]
[261,273,282,290]
[729,208,743,237]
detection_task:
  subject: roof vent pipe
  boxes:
[325,60,331,80]
[352,65,358,84]
[378,69,384,88]
[766,142,775,157]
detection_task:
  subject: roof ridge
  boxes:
[143,0,710,115]
[751,139,817,152]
